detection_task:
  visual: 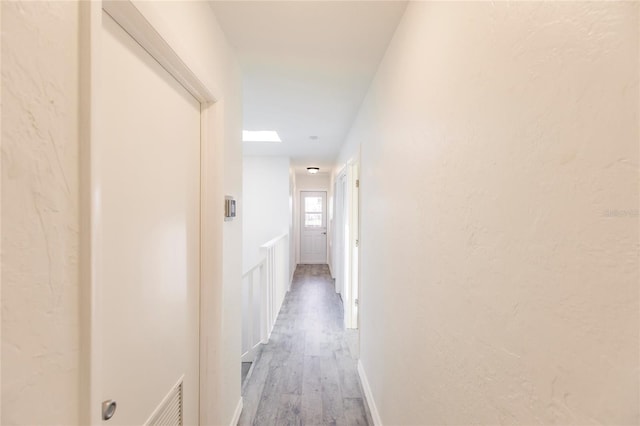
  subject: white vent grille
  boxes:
[146,379,183,426]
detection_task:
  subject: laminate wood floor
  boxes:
[238,264,373,426]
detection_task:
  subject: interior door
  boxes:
[98,12,200,424]
[300,191,327,264]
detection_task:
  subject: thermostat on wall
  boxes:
[224,196,236,221]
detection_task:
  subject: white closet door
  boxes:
[98,12,200,425]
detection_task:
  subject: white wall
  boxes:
[1,1,243,424]
[289,169,297,281]
[296,171,331,192]
[0,3,3,420]
[243,156,291,272]
[338,2,639,424]
[2,3,81,424]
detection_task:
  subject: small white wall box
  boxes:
[224,196,236,221]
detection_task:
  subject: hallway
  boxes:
[2,1,637,424]
[239,265,372,426]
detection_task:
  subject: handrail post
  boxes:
[260,256,269,343]
[247,269,254,361]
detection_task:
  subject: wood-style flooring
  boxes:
[239,264,372,426]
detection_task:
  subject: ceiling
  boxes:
[209,1,407,173]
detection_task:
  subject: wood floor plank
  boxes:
[320,355,346,425]
[336,355,361,399]
[301,355,323,425]
[252,362,285,426]
[275,394,302,426]
[343,398,368,426]
[302,355,322,394]
[282,353,304,395]
[300,390,323,426]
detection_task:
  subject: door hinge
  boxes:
[355,298,359,306]
[355,239,359,248]
[356,179,360,188]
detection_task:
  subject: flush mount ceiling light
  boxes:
[307,167,320,174]
[242,130,282,143]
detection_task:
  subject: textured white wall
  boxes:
[1,2,80,424]
[338,2,639,424]
[1,1,242,424]
[242,156,291,272]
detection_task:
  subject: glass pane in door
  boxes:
[305,197,323,213]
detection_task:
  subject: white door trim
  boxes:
[347,159,360,329]
[79,2,217,424]
[102,1,215,104]
[342,159,359,329]
[333,169,347,296]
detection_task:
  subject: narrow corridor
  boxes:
[239,264,372,426]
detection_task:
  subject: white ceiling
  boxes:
[209,1,407,173]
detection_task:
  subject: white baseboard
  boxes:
[357,360,382,426]
[230,397,243,426]
[241,341,262,363]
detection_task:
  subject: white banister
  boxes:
[241,259,265,362]
[260,233,289,342]
[241,233,290,363]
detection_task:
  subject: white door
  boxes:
[300,191,327,264]
[98,12,200,425]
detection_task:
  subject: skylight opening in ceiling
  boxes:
[242,130,282,143]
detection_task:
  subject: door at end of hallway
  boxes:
[300,191,327,264]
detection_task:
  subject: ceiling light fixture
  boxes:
[307,167,320,174]
[242,130,282,143]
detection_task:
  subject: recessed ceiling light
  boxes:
[242,130,282,143]
[307,167,320,174]
[309,136,319,141]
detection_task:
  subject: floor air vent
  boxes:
[145,378,183,426]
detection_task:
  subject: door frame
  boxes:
[344,158,360,329]
[299,191,328,264]
[332,154,361,330]
[333,169,347,296]
[79,2,218,424]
